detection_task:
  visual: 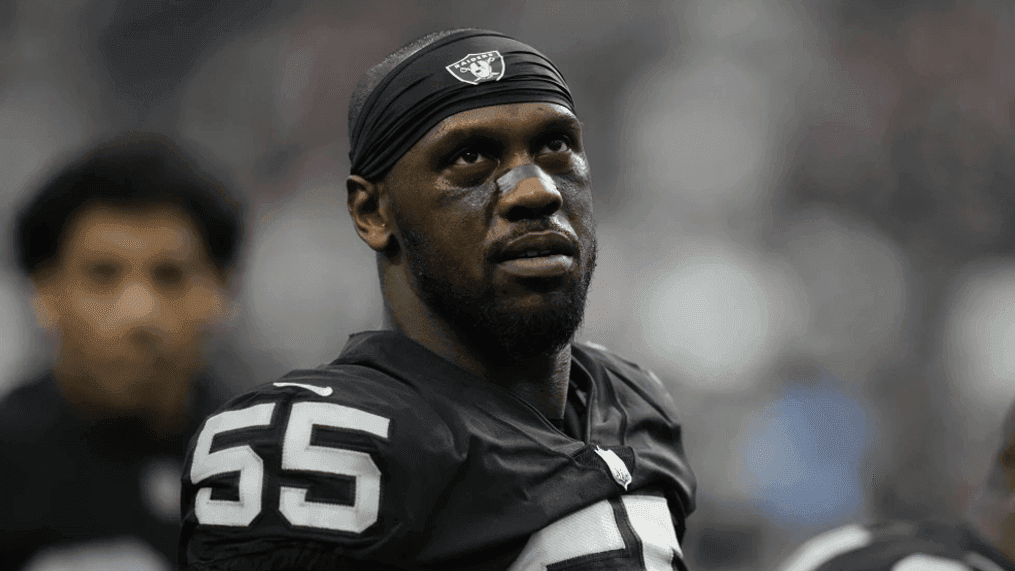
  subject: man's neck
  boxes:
[380,300,571,419]
[52,360,195,435]
[484,350,572,420]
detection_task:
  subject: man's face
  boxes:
[33,203,229,413]
[383,102,597,359]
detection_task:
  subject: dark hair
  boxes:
[13,133,244,276]
[347,28,476,145]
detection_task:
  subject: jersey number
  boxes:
[189,402,390,532]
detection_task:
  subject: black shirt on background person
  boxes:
[778,399,1015,571]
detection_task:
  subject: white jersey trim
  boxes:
[780,524,874,571]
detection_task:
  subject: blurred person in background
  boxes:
[775,399,1015,571]
[0,134,245,571]
[177,28,695,571]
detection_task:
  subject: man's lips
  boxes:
[497,254,575,278]
[494,231,578,263]
[492,231,578,278]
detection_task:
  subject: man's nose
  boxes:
[108,281,162,332]
[495,163,563,221]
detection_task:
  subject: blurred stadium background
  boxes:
[2,0,1015,568]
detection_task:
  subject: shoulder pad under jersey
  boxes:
[179,365,459,569]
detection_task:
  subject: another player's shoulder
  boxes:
[779,520,1015,571]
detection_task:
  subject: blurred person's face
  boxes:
[31,203,231,418]
[380,102,597,358]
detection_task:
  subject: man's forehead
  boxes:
[422,102,581,144]
[66,204,199,260]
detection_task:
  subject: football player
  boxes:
[1,134,244,570]
[179,28,696,571]
[776,400,1015,571]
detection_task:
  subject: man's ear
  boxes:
[347,174,395,253]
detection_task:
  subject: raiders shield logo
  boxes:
[446,51,505,85]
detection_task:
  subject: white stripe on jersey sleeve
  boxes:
[779,524,874,571]
[892,553,970,570]
[965,551,1006,571]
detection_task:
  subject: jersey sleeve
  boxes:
[178,367,459,571]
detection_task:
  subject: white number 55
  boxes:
[190,401,391,533]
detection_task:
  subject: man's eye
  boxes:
[454,148,486,166]
[88,264,118,284]
[542,137,571,154]
[153,264,185,288]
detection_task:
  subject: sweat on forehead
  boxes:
[348,29,575,182]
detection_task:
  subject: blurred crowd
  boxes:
[3,0,1015,569]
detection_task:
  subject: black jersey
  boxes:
[179,330,696,571]
[778,520,1015,571]
[0,373,229,571]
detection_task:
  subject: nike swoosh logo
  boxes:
[272,382,334,397]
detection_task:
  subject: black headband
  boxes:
[349,29,575,182]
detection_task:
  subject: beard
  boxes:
[398,222,597,363]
